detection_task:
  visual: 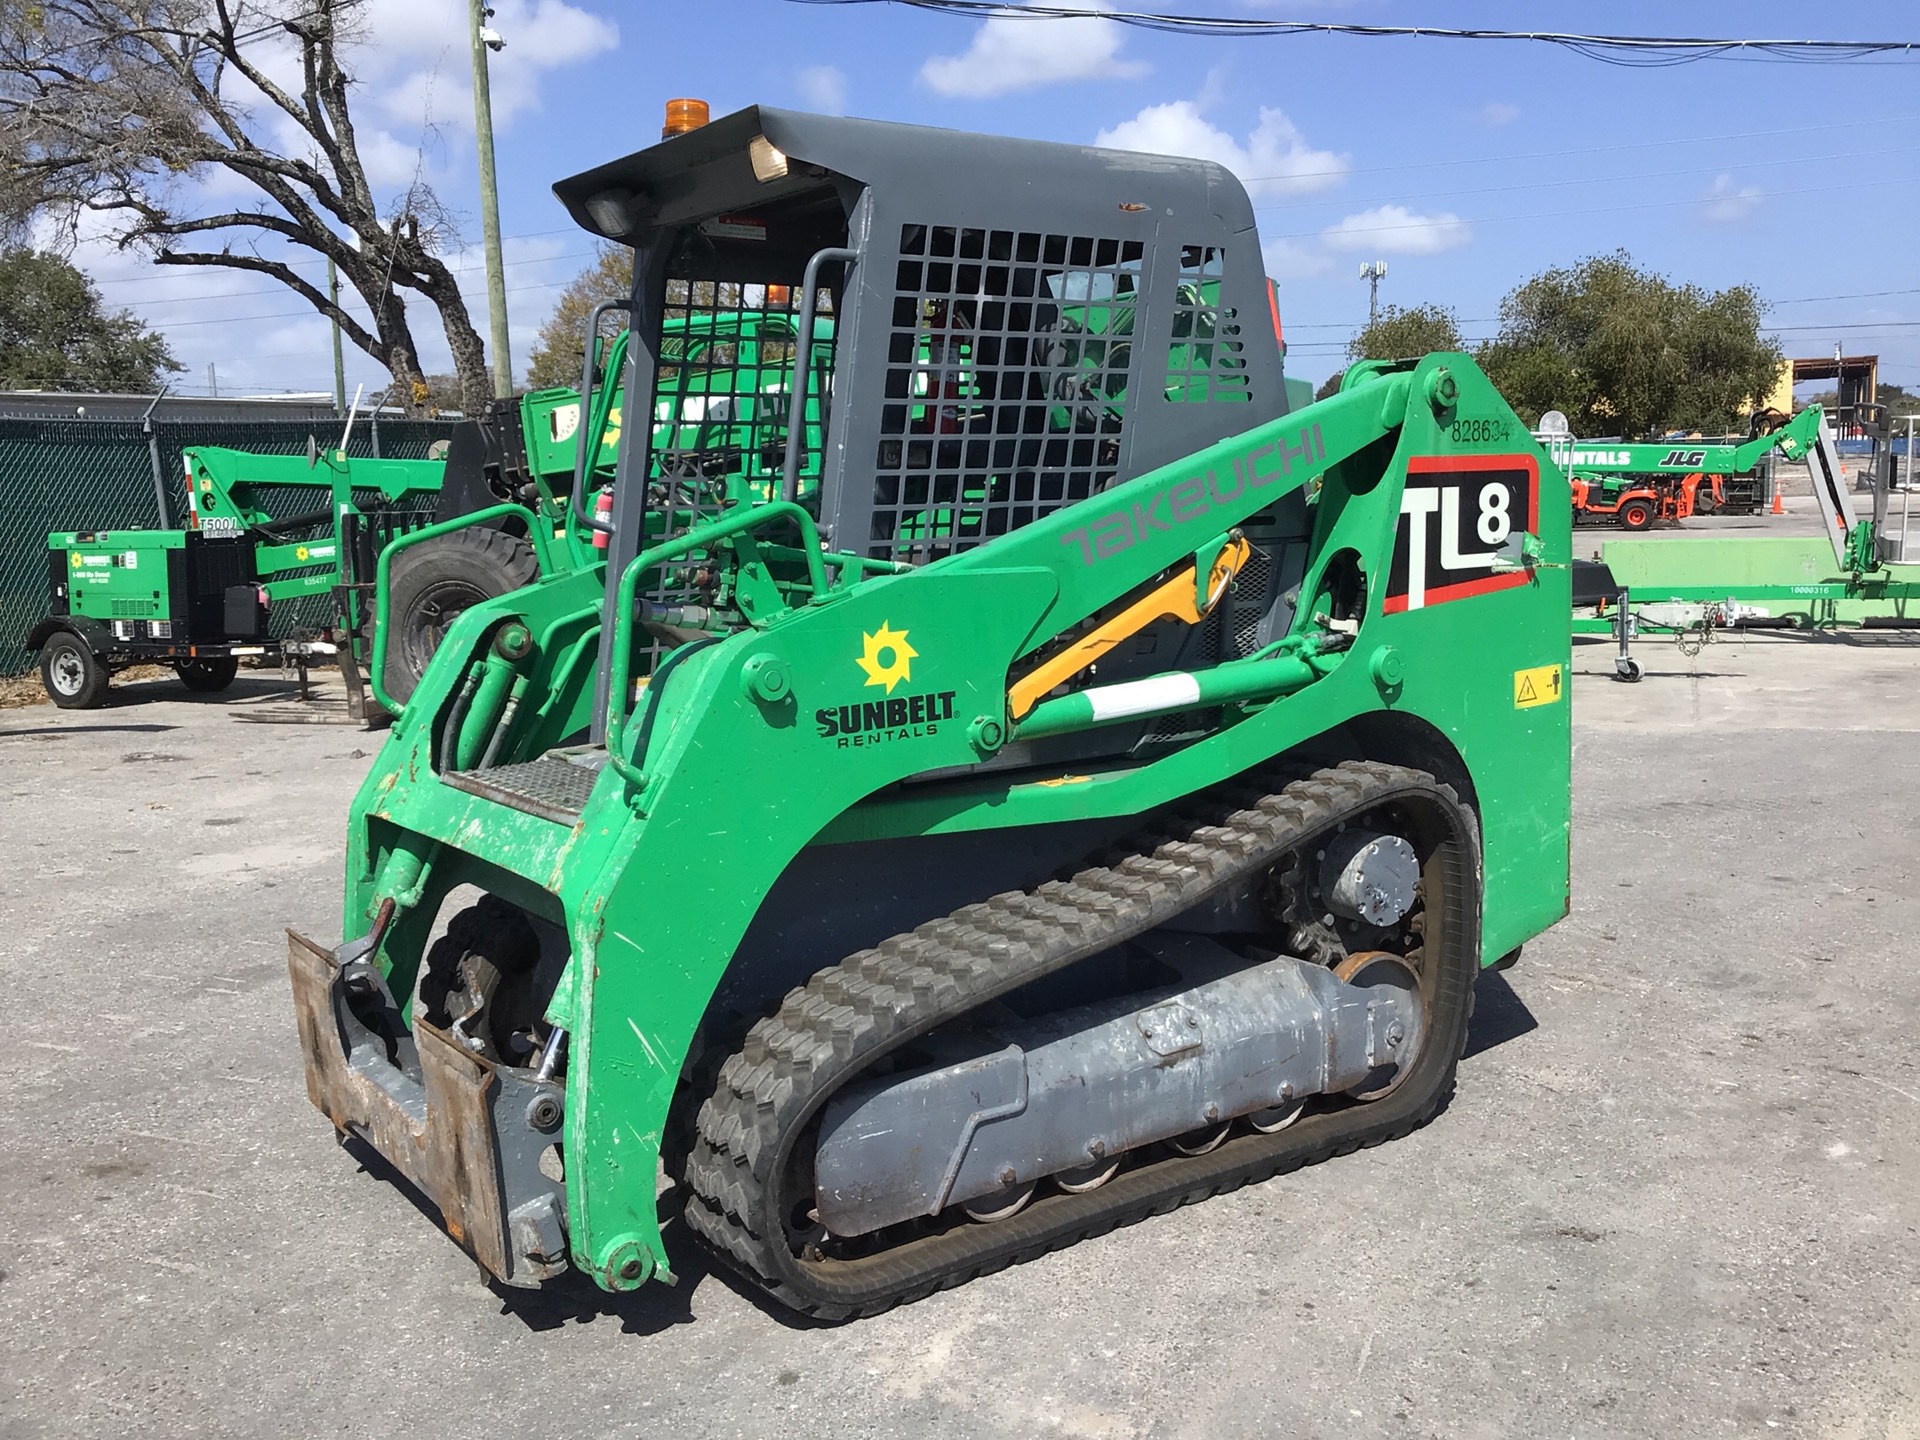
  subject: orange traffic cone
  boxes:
[1771,489,1785,516]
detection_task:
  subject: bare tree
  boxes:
[0,0,494,411]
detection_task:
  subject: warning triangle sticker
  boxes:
[1517,675,1537,703]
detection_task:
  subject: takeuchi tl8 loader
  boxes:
[288,108,1573,1318]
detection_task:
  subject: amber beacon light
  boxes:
[662,98,710,138]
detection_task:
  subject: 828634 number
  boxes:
[1449,417,1512,444]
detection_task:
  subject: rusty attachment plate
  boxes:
[288,927,524,1282]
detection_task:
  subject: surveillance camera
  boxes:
[480,25,504,50]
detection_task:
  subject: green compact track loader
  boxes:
[288,107,1573,1318]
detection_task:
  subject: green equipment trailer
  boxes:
[32,527,279,708]
[24,305,833,711]
[1572,404,1919,678]
[287,106,1573,1317]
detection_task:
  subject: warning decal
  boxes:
[1384,453,1541,613]
[1513,664,1563,710]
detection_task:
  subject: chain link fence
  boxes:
[0,415,454,676]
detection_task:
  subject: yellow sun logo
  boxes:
[295,545,311,562]
[856,622,918,694]
[602,406,622,452]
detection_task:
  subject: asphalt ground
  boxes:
[1,636,1916,1440]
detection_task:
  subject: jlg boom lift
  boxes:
[288,108,1573,1317]
[1558,405,1828,530]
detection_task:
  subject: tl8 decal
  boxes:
[1384,454,1540,613]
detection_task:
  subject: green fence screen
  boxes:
[0,416,453,675]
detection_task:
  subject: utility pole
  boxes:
[328,255,347,413]
[468,0,512,399]
[1359,261,1388,328]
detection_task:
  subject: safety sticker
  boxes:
[1513,664,1563,709]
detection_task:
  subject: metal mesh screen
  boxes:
[1165,246,1251,406]
[634,276,835,672]
[0,415,449,675]
[652,279,830,505]
[1226,546,1272,658]
[871,225,1145,564]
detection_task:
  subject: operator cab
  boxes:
[556,105,1315,748]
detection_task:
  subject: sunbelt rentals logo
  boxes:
[817,621,957,747]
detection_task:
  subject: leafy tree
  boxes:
[1347,303,1465,364]
[0,246,181,390]
[1308,304,1464,400]
[527,245,633,391]
[1,1,493,413]
[1475,251,1782,437]
[417,373,468,416]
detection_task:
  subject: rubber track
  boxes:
[682,760,1477,1320]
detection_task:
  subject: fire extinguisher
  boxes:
[592,487,614,551]
[924,299,967,435]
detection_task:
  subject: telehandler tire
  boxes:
[39,630,109,709]
[384,526,539,705]
[176,656,240,693]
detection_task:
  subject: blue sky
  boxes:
[74,0,1920,404]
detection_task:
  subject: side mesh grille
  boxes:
[871,226,1145,564]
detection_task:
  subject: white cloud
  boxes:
[1480,101,1519,127]
[921,0,1147,99]
[1096,101,1347,199]
[1703,172,1763,224]
[342,0,618,131]
[797,64,848,115]
[1261,237,1334,280]
[1321,205,1473,256]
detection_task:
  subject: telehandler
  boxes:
[288,107,1573,1318]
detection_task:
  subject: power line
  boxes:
[805,0,1920,65]
[135,272,590,330]
[1250,144,1920,217]
[103,250,598,312]
[1234,113,1920,190]
[84,229,590,291]
[1258,173,1902,243]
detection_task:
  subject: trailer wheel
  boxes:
[384,526,539,704]
[1619,498,1655,531]
[175,656,239,693]
[39,631,109,709]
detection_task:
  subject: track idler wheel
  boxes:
[962,1181,1037,1223]
[1247,1097,1306,1133]
[1331,950,1428,1102]
[1053,1157,1121,1193]
[1169,1124,1233,1157]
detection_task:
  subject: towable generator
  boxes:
[289,108,1572,1317]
